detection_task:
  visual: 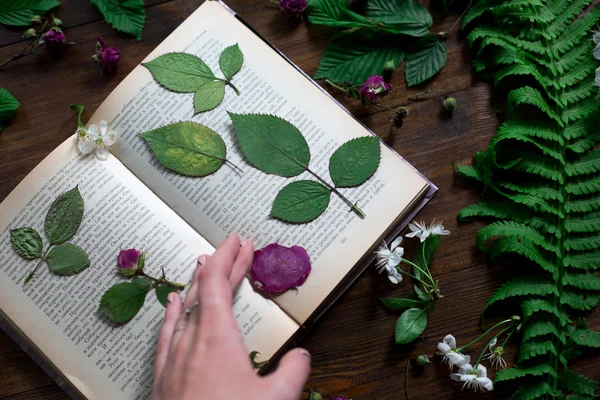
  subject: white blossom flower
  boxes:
[437,334,470,369]
[76,120,117,161]
[593,31,600,60]
[594,67,600,93]
[406,220,451,242]
[375,236,404,284]
[484,338,507,369]
[450,363,494,392]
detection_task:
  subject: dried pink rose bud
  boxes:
[117,248,144,276]
[359,75,392,106]
[42,27,67,49]
[93,37,120,74]
[250,243,311,293]
[279,0,307,22]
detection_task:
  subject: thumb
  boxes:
[265,348,311,399]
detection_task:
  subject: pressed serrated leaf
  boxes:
[394,307,427,344]
[405,36,447,86]
[0,0,59,26]
[141,122,227,177]
[44,187,84,245]
[193,81,225,113]
[100,277,152,323]
[329,136,381,187]
[271,180,331,223]
[0,88,20,132]
[156,286,178,308]
[380,297,426,311]
[365,0,432,37]
[143,53,215,93]
[228,113,310,177]
[10,228,42,260]
[306,0,374,28]
[219,44,244,80]
[90,0,145,40]
[46,244,90,275]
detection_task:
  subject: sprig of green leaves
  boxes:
[0,0,60,27]
[143,44,244,114]
[90,0,145,40]
[10,187,90,284]
[0,88,19,132]
[229,113,381,223]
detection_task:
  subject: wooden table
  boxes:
[0,1,598,399]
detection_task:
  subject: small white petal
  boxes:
[478,377,493,391]
[390,236,403,250]
[447,352,470,367]
[99,120,107,136]
[457,363,473,375]
[450,373,462,382]
[594,31,600,45]
[594,45,600,60]
[103,127,117,146]
[443,334,457,349]
[477,364,488,378]
[88,124,100,140]
[488,338,497,351]
[437,342,451,354]
[387,248,403,267]
[95,146,110,161]
[77,136,95,155]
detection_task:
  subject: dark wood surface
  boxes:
[0,1,598,399]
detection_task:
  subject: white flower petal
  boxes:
[437,342,451,354]
[387,251,403,267]
[99,120,107,137]
[488,338,497,351]
[88,124,100,140]
[447,352,470,367]
[478,377,493,391]
[457,363,473,375]
[450,373,462,382]
[95,145,109,161]
[387,272,402,284]
[390,236,403,250]
[594,31,600,45]
[476,364,487,378]
[77,136,96,155]
[443,334,457,349]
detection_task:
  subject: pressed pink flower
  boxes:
[359,75,392,106]
[250,243,311,293]
[42,27,67,49]
[117,248,144,276]
[279,0,307,22]
[94,37,120,74]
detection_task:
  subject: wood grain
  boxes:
[0,1,598,399]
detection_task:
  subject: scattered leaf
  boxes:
[100,277,152,323]
[44,187,84,245]
[271,180,331,223]
[219,44,244,80]
[90,0,145,40]
[405,35,447,86]
[0,88,20,132]
[395,307,428,344]
[365,0,432,37]
[229,113,310,177]
[46,243,90,275]
[0,0,60,26]
[380,296,427,311]
[10,228,42,260]
[329,136,381,187]
[306,0,374,28]
[143,52,215,93]
[141,122,227,177]
[193,81,226,113]
[156,285,178,307]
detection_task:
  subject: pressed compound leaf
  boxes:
[271,180,331,223]
[193,81,225,113]
[394,308,427,344]
[100,277,152,323]
[90,0,145,40]
[405,35,447,86]
[0,0,59,26]
[329,136,381,187]
[46,244,90,275]
[219,44,244,80]
[141,122,226,177]
[10,228,42,260]
[0,88,20,132]
[228,113,310,177]
[156,286,178,308]
[143,53,215,93]
[44,187,84,245]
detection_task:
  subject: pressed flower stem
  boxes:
[396,266,432,290]
[306,167,366,218]
[215,77,241,95]
[24,245,53,284]
[138,271,185,290]
[474,325,512,369]
[0,40,37,70]
[501,328,516,348]
[456,318,514,352]
[402,258,436,288]
[405,359,411,400]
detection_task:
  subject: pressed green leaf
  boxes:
[329,136,380,188]
[271,180,331,223]
[46,244,90,275]
[10,228,42,260]
[141,122,226,177]
[379,296,427,311]
[0,0,59,26]
[219,44,243,80]
[228,113,310,177]
[394,308,427,344]
[0,88,20,132]
[404,36,447,86]
[364,0,432,37]
[156,286,178,308]
[143,53,215,93]
[44,187,84,245]
[306,0,374,28]
[100,277,152,323]
[314,31,406,85]
[90,0,145,40]
[193,81,225,114]
[557,369,597,396]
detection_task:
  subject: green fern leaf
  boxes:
[483,278,558,318]
[566,175,600,196]
[455,164,483,182]
[507,87,562,125]
[561,290,600,311]
[564,234,600,251]
[565,211,600,233]
[557,369,597,396]
[490,237,556,273]
[468,27,546,55]
[476,221,555,252]
[546,0,594,39]
[562,272,600,290]
[498,119,564,144]
[569,328,600,348]
[495,364,558,383]
[565,195,600,213]
[566,150,600,176]
[512,382,555,400]
[553,7,600,56]
[522,319,564,343]
[564,250,600,270]
[555,40,593,75]
[521,299,571,326]
[561,97,600,124]
[519,339,558,362]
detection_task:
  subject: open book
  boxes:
[0,1,435,399]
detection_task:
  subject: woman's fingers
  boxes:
[264,348,312,400]
[154,292,183,380]
[229,238,254,289]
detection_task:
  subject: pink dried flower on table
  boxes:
[359,75,392,106]
[94,37,120,74]
[42,27,67,49]
[117,248,145,276]
[330,397,350,400]
[279,0,307,22]
[250,243,311,293]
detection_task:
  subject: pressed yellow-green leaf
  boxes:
[219,44,244,80]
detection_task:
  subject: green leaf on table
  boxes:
[0,0,60,26]
[395,307,428,344]
[143,52,216,93]
[405,35,447,86]
[219,44,244,80]
[306,0,374,28]
[156,285,178,308]
[193,81,226,113]
[141,122,227,177]
[46,243,90,275]
[228,113,310,177]
[365,0,432,37]
[10,228,43,260]
[329,136,381,187]
[380,296,426,311]
[271,180,331,223]
[314,30,406,85]
[412,235,441,280]
[44,187,84,245]
[90,0,145,40]
[0,88,20,132]
[100,277,152,323]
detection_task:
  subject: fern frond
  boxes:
[519,339,558,362]
[561,290,600,311]
[522,319,564,343]
[565,211,600,233]
[553,7,600,56]
[566,175,600,196]
[483,278,558,317]
[566,150,600,176]
[507,87,562,125]
[562,272,600,290]
[546,0,594,39]
[564,250,600,270]
[512,382,555,400]
[569,328,600,348]
[476,221,555,252]
[565,195,600,213]
[495,364,558,383]
[557,369,597,396]
[564,234,600,251]
[521,299,571,326]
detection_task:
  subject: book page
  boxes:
[0,138,298,400]
[90,0,429,323]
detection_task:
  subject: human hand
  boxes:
[152,233,311,400]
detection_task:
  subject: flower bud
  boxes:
[52,16,63,26]
[309,391,324,400]
[438,31,448,40]
[382,59,395,82]
[279,0,307,22]
[23,28,37,38]
[117,248,145,277]
[42,27,67,50]
[416,355,432,365]
[511,315,521,321]
[443,97,456,113]
[359,75,391,106]
[94,37,120,74]
[30,15,42,24]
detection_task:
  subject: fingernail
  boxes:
[198,255,207,265]
[167,292,176,305]
[299,349,311,363]
[240,239,247,247]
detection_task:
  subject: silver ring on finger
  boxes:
[185,300,199,316]
[174,324,187,332]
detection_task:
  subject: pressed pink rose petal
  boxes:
[250,243,311,293]
[117,248,141,270]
